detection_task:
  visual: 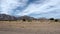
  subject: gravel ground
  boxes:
[0,27,60,34]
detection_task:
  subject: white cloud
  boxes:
[0,0,28,14]
[17,0,60,16]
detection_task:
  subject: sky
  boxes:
[0,0,60,18]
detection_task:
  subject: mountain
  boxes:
[38,17,47,20]
[17,15,37,20]
[0,14,17,21]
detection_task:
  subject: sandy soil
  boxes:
[0,21,60,34]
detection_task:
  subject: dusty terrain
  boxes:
[0,21,60,34]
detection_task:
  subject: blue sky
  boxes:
[0,0,60,18]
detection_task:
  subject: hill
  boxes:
[0,14,17,21]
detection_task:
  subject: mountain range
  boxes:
[0,14,59,21]
[0,14,38,21]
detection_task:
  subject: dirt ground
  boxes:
[0,21,60,34]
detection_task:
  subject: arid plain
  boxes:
[0,20,60,34]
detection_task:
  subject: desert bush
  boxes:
[55,19,58,22]
[22,19,26,21]
[27,20,32,22]
[49,18,54,20]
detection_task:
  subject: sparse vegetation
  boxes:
[27,20,32,22]
[0,19,60,29]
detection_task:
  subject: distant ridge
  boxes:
[0,14,36,21]
[0,14,48,21]
[0,14,17,21]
